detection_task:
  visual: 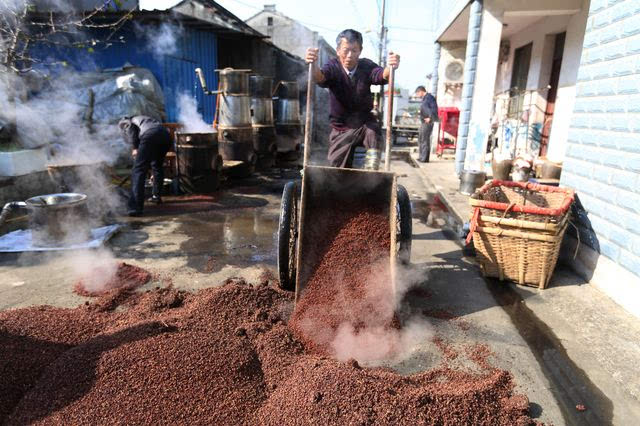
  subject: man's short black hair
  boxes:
[336,29,363,50]
[415,85,427,93]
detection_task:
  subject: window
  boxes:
[267,17,273,26]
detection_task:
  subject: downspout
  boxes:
[455,0,483,176]
[430,42,441,96]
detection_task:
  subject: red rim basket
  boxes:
[467,180,574,289]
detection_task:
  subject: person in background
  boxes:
[415,85,438,163]
[118,115,171,216]
[305,29,400,170]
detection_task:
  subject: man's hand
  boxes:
[132,149,138,157]
[387,51,400,69]
[305,47,319,64]
[424,117,432,124]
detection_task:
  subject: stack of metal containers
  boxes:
[217,68,257,170]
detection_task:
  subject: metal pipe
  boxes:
[0,201,27,228]
[195,68,221,95]
[384,67,395,172]
[303,63,314,168]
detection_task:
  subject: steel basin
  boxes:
[26,193,91,246]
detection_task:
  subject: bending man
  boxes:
[118,115,171,217]
[306,29,400,170]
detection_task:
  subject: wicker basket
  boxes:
[468,180,574,289]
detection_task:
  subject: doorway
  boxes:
[540,32,565,156]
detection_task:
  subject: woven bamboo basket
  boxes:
[468,180,574,289]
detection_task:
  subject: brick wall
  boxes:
[561,0,640,277]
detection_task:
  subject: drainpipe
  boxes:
[430,42,441,97]
[455,0,483,176]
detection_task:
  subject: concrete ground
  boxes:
[1,152,639,425]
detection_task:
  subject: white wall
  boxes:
[547,0,590,162]
[495,15,572,94]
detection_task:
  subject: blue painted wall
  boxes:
[561,0,640,278]
[30,20,218,123]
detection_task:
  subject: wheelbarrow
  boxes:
[277,64,412,301]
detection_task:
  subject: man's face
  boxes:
[337,39,362,70]
[416,89,427,98]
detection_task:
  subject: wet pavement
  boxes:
[1,155,639,424]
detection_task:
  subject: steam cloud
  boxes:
[70,248,119,294]
[141,22,182,59]
[177,93,213,133]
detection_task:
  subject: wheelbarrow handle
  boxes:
[384,67,395,172]
[303,62,314,168]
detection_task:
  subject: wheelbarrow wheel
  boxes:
[277,181,300,291]
[397,184,412,265]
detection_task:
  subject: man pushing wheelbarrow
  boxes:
[277,29,411,295]
[305,29,400,170]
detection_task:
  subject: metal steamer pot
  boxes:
[218,96,252,127]
[250,75,274,126]
[249,75,273,99]
[0,193,91,246]
[218,68,250,94]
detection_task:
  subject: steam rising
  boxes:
[71,248,119,294]
[142,23,182,59]
[177,93,213,133]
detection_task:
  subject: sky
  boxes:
[140,0,452,91]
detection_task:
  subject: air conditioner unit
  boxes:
[444,60,464,82]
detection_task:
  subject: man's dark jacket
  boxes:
[419,93,439,120]
[118,116,164,149]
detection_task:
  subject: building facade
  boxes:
[434,0,640,317]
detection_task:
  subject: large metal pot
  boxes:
[249,75,273,99]
[0,193,91,246]
[218,68,250,94]
[219,96,252,128]
[276,99,301,124]
[175,132,217,146]
[175,132,222,193]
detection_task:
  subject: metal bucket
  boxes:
[219,68,250,94]
[459,170,486,195]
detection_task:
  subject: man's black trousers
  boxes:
[419,121,434,162]
[129,127,171,213]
